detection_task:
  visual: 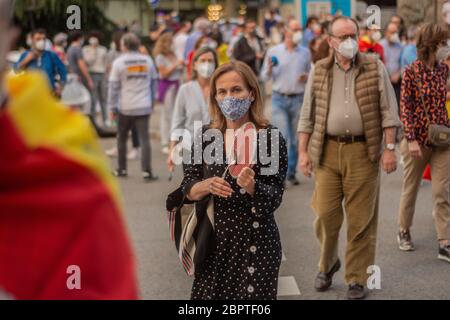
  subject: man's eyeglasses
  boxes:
[331,34,358,41]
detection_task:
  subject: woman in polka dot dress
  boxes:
[181,61,288,300]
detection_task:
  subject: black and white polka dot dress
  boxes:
[181,125,288,300]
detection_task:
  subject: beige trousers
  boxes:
[398,139,450,240]
[312,140,380,285]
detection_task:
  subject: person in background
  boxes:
[15,28,67,96]
[233,19,265,76]
[52,33,68,65]
[220,19,234,44]
[130,19,142,36]
[390,14,407,44]
[264,9,277,38]
[186,34,215,80]
[67,31,94,94]
[397,24,450,263]
[228,23,244,58]
[303,16,320,47]
[401,25,419,73]
[153,32,184,155]
[381,22,404,109]
[173,21,192,61]
[108,33,158,182]
[104,31,141,160]
[443,1,450,29]
[83,31,109,127]
[210,30,229,66]
[184,17,211,60]
[309,36,331,65]
[167,47,218,171]
[358,25,384,62]
[269,21,285,47]
[261,20,311,186]
[149,11,171,43]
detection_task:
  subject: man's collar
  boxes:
[334,54,356,71]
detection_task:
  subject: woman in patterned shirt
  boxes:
[397,23,450,264]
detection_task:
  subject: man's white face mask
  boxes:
[335,37,359,60]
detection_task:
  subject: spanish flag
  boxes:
[0,72,138,300]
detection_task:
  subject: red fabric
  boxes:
[423,164,432,181]
[186,50,195,81]
[359,38,385,63]
[0,114,138,300]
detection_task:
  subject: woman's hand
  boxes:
[408,140,423,159]
[207,177,234,198]
[237,167,256,196]
[167,154,175,172]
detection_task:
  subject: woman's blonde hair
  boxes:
[152,32,173,57]
[209,61,269,133]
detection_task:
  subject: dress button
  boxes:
[248,267,255,274]
[247,285,254,293]
[240,188,247,194]
[250,245,257,253]
[253,221,260,229]
[251,207,257,214]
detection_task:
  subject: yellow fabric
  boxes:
[217,44,230,66]
[446,101,450,118]
[5,71,122,207]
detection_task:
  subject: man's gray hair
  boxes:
[121,32,141,51]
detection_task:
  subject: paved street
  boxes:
[101,104,450,300]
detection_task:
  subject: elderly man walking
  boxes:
[297,16,402,299]
[261,19,311,186]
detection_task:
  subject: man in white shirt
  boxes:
[108,32,158,182]
[261,20,311,186]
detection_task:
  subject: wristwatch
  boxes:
[385,143,396,151]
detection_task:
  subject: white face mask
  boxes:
[89,38,99,46]
[336,38,359,60]
[371,31,382,43]
[196,62,215,79]
[390,33,400,43]
[35,39,46,51]
[292,31,303,45]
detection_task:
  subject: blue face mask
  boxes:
[217,96,253,121]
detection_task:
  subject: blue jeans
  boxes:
[271,92,304,178]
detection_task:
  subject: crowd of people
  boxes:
[1,2,450,301]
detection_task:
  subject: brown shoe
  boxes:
[347,283,366,300]
[314,259,341,292]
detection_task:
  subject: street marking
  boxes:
[277,276,301,297]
